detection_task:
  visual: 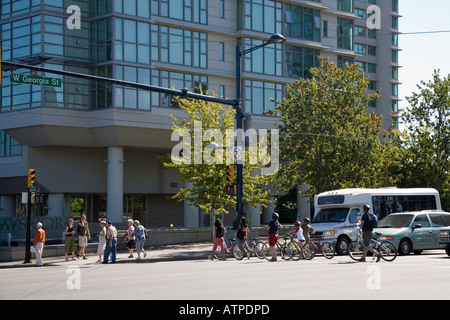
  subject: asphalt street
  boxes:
[0,243,449,302]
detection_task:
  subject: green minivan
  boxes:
[375,211,450,255]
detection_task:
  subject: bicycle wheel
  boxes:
[321,242,336,259]
[302,243,315,260]
[348,241,364,261]
[232,243,245,260]
[280,243,290,260]
[378,240,397,262]
[262,243,272,260]
[287,242,303,261]
[254,241,265,259]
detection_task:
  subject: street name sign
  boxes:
[10,73,62,88]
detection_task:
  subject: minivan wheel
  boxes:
[399,239,412,255]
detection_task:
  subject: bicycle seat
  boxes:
[375,232,382,236]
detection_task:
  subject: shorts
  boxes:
[136,240,145,252]
[126,240,135,250]
[363,230,373,247]
[78,235,87,248]
[269,233,279,246]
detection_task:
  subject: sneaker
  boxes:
[376,253,381,262]
[143,252,147,258]
[83,256,87,260]
[270,257,277,262]
[136,257,141,260]
[221,257,227,261]
[128,254,134,258]
[65,258,69,262]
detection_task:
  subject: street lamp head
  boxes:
[267,34,286,44]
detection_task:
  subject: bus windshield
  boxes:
[378,214,414,228]
[313,208,349,223]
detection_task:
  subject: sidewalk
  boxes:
[0,242,214,269]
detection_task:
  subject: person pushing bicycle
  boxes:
[359,204,381,262]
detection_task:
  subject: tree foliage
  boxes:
[161,94,272,216]
[397,70,450,210]
[271,57,401,197]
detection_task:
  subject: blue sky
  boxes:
[399,0,450,106]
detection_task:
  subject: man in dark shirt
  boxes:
[359,204,380,262]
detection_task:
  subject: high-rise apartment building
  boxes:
[0,0,400,234]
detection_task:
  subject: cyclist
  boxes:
[360,204,381,262]
[301,218,315,244]
[287,221,306,246]
[267,212,283,261]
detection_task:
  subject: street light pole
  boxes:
[234,34,286,228]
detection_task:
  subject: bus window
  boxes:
[372,195,437,219]
[349,208,360,223]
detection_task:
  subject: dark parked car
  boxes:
[439,227,450,257]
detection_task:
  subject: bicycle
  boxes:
[244,237,266,260]
[262,234,303,261]
[302,238,336,260]
[349,230,397,262]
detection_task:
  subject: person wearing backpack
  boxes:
[360,204,381,262]
[237,217,251,258]
[209,219,227,261]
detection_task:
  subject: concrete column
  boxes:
[262,200,274,225]
[106,146,124,223]
[47,194,65,217]
[297,184,310,221]
[244,203,260,227]
[183,181,199,227]
[0,196,16,217]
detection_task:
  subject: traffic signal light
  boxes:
[226,165,234,184]
[27,169,36,188]
[226,185,237,196]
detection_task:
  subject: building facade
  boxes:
[0,0,400,237]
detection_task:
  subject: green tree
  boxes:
[398,70,450,210]
[161,94,272,218]
[271,57,400,197]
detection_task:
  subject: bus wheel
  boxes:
[336,237,349,255]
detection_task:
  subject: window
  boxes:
[372,195,437,220]
[150,0,207,24]
[413,215,430,228]
[429,214,450,227]
[0,131,22,157]
[243,38,283,76]
[338,18,353,50]
[244,80,283,115]
[285,46,321,79]
[338,0,353,12]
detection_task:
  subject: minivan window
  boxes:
[429,213,450,227]
[413,214,430,228]
[379,214,414,228]
[312,208,349,223]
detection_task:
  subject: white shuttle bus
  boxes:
[310,188,441,255]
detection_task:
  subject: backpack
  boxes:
[236,227,246,240]
[368,213,378,228]
[216,226,224,238]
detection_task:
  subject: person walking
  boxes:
[96,220,107,263]
[102,221,117,264]
[359,204,381,262]
[132,220,147,260]
[64,218,76,261]
[209,219,227,261]
[76,214,90,260]
[33,222,46,267]
[124,219,135,258]
[267,212,283,261]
